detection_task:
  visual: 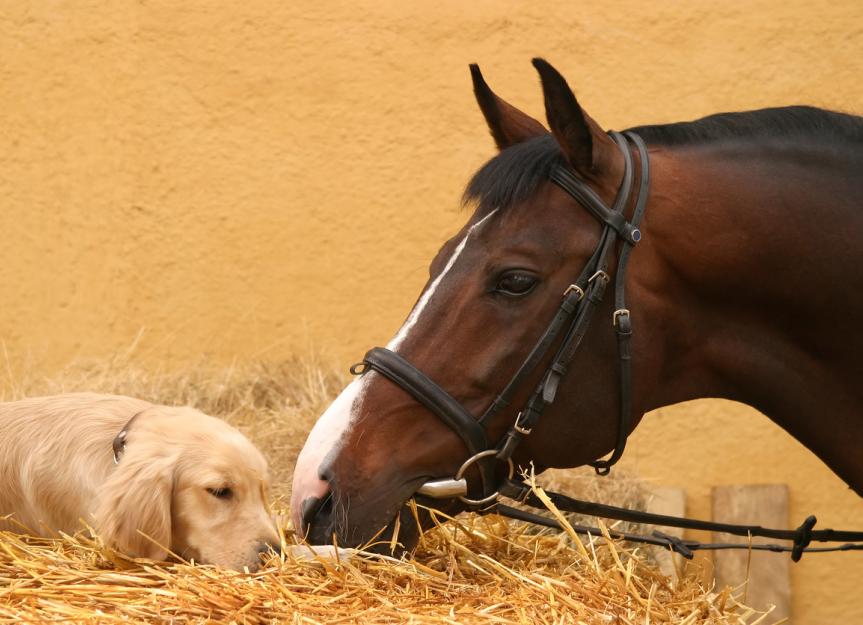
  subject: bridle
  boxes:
[352,129,648,501]
[349,131,863,559]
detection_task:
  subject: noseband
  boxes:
[351,130,650,505]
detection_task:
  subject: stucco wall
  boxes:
[1,2,862,622]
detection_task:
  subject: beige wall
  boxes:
[1,1,862,622]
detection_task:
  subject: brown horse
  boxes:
[291,58,863,549]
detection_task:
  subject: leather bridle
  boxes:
[351,129,649,502]
[348,131,863,560]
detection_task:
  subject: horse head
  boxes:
[292,59,663,549]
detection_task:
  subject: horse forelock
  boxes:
[463,134,565,214]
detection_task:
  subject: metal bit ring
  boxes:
[455,449,515,507]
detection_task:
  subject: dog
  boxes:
[0,392,280,570]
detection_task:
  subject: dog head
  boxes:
[96,406,279,570]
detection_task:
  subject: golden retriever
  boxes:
[0,392,280,570]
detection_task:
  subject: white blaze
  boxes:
[290,377,368,527]
[290,209,498,530]
[388,209,498,351]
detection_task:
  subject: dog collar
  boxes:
[112,411,144,464]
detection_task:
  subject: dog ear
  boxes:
[95,450,175,561]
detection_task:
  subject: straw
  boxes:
[0,351,772,624]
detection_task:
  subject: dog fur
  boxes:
[0,393,279,570]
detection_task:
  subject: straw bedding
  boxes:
[0,353,772,624]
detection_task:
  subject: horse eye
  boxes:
[207,487,233,500]
[495,272,538,296]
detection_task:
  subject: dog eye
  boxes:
[495,271,538,297]
[207,487,233,500]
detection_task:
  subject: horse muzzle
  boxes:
[295,472,434,551]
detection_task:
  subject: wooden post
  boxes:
[711,484,791,622]
[646,486,686,582]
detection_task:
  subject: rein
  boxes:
[350,131,863,560]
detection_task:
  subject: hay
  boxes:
[0,352,772,624]
[0,512,768,624]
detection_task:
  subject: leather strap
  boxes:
[550,168,640,244]
[356,348,490,456]
[496,480,863,561]
[479,283,585,425]
[590,131,651,474]
[493,504,863,560]
[534,130,649,475]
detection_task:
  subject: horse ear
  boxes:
[532,58,617,175]
[470,64,547,150]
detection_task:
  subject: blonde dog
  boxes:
[0,393,280,570]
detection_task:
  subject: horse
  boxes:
[291,58,863,550]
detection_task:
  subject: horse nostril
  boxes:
[300,491,332,526]
[298,491,335,543]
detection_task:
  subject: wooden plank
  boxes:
[645,486,686,582]
[711,484,791,622]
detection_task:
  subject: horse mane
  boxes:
[464,106,863,212]
[629,105,863,146]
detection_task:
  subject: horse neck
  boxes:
[636,139,863,492]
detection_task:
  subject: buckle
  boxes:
[513,411,532,436]
[613,309,630,327]
[588,270,609,285]
[563,284,584,300]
